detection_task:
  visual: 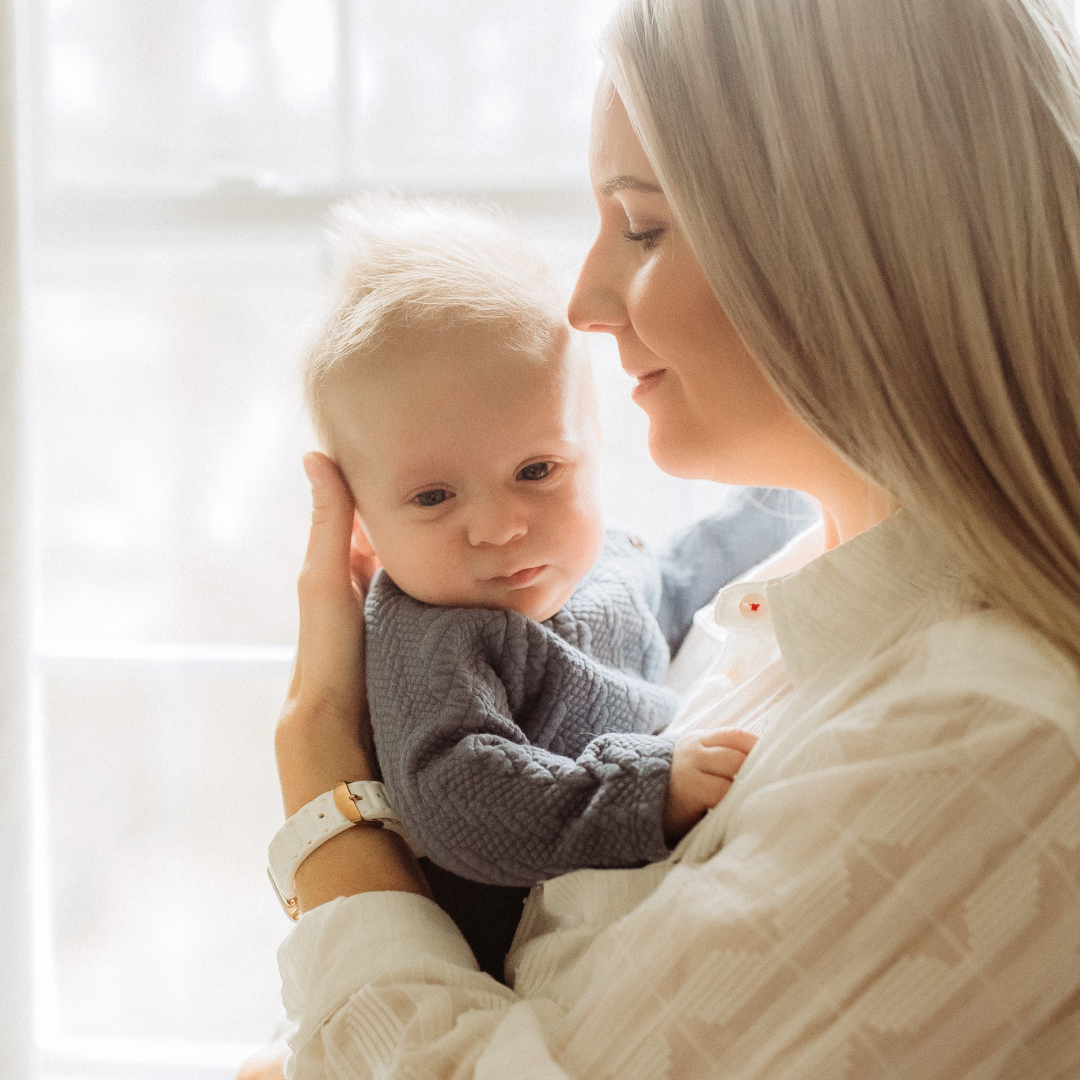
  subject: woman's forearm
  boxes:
[276,704,431,912]
[275,702,376,818]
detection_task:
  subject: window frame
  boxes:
[1,1,34,1078]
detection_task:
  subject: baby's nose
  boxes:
[466,498,527,547]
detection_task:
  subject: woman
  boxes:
[269,0,1080,1074]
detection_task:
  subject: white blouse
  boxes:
[278,511,1080,1079]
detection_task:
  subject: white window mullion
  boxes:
[0,0,33,1077]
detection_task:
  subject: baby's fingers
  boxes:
[692,772,733,809]
[693,743,751,781]
[698,727,758,755]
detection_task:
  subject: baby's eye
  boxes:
[517,461,553,482]
[414,489,452,508]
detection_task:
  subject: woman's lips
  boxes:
[630,368,665,400]
[491,565,546,588]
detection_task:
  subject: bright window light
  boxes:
[22,2,737,1077]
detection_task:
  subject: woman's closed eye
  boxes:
[623,227,664,252]
[517,461,555,482]
[413,488,453,508]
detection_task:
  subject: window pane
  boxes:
[38,0,343,193]
[30,235,318,645]
[348,0,620,185]
[43,662,288,1042]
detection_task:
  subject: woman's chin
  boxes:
[646,426,716,480]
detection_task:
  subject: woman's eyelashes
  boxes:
[623,227,664,251]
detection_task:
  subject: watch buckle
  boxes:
[333,781,384,828]
[267,868,300,921]
[334,781,363,823]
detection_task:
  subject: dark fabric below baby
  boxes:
[418,858,530,983]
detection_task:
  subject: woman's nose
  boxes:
[568,233,627,334]
[466,496,528,548]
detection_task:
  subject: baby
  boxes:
[303,198,761,976]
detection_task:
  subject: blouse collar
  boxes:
[756,511,968,686]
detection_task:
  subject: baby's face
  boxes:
[327,326,606,622]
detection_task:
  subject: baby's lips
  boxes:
[490,565,547,588]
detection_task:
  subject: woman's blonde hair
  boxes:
[605,0,1080,663]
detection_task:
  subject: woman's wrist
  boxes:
[293,825,431,913]
[276,714,431,912]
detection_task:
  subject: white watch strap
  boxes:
[267,781,422,920]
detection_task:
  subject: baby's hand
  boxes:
[662,728,759,843]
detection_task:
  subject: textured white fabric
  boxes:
[278,511,1080,1079]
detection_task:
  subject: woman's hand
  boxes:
[276,452,375,817]
[662,728,758,843]
[276,452,430,913]
[234,1041,288,1080]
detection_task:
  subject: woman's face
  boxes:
[568,86,807,484]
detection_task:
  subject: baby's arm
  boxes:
[662,728,758,843]
[366,573,684,886]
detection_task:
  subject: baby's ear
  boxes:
[351,512,377,557]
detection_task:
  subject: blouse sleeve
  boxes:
[278,649,1080,1080]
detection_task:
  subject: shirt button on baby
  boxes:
[739,593,767,620]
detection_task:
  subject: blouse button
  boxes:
[724,655,744,683]
[739,592,767,619]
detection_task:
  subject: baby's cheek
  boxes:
[403,574,480,609]
[381,546,473,607]
[568,504,606,577]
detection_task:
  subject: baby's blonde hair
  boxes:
[605,0,1080,665]
[304,195,569,444]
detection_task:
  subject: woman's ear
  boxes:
[351,512,376,557]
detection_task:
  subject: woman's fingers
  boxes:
[302,452,356,594]
[293,452,366,715]
[278,453,376,816]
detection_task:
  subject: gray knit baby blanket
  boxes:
[366,529,680,888]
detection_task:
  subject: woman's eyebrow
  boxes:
[600,175,664,197]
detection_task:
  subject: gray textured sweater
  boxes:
[366,529,680,887]
[366,489,820,893]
